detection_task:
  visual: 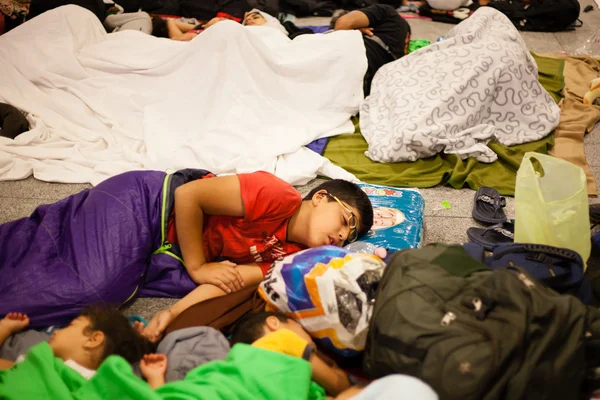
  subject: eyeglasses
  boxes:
[327,193,359,243]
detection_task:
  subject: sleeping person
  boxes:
[150,9,287,41]
[0,169,373,331]
[0,306,151,374]
[330,5,411,96]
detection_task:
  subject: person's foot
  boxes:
[142,310,173,343]
[0,313,30,334]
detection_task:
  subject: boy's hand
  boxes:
[190,261,244,294]
[0,313,30,334]
[140,354,168,385]
[358,27,374,36]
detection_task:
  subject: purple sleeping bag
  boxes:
[0,169,208,328]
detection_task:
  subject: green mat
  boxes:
[322,54,565,196]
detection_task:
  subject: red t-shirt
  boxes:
[166,171,305,276]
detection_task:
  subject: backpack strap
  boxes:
[374,327,428,361]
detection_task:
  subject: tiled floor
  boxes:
[1,3,599,319]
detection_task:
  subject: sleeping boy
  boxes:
[139,311,438,399]
[0,305,152,382]
[139,311,351,396]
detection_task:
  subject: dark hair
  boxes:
[230,311,289,345]
[329,11,350,30]
[303,180,373,238]
[151,16,169,38]
[80,305,155,365]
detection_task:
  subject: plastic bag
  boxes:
[258,246,386,357]
[515,153,590,262]
[575,30,600,58]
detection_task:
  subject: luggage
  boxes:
[363,244,600,400]
[464,242,595,305]
[489,0,581,32]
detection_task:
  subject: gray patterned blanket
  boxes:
[360,7,560,163]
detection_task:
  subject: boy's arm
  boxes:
[333,11,370,30]
[308,353,351,396]
[174,175,245,291]
[0,358,15,370]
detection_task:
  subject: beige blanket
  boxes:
[540,54,600,196]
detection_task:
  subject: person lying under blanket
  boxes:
[0,170,373,330]
[330,5,411,96]
[140,311,439,399]
[151,9,287,41]
[0,305,152,379]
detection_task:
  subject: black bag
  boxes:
[489,0,581,32]
[363,244,600,400]
[464,242,595,305]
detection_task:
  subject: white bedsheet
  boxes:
[0,6,367,185]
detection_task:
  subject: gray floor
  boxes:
[1,3,600,320]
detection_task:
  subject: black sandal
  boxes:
[467,221,514,251]
[472,187,507,225]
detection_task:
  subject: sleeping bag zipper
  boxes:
[151,173,185,264]
[120,173,184,309]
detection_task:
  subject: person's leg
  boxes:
[142,264,264,342]
[344,375,438,400]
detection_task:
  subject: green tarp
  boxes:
[0,342,326,400]
[322,54,565,196]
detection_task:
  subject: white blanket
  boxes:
[0,6,367,185]
[361,7,560,164]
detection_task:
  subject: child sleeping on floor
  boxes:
[0,306,153,375]
[139,312,438,400]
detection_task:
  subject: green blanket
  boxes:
[322,54,565,196]
[0,343,326,400]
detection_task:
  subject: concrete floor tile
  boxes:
[0,197,47,224]
[407,18,451,42]
[420,186,515,219]
[0,176,90,200]
[574,0,599,30]
[423,215,478,245]
[586,123,600,145]
[585,144,600,167]
[521,31,565,54]
[122,298,178,321]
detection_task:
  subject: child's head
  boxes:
[302,180,373,247]
[49,305,154,369]
[231,311,313,345]
[243,10,267,26]
[151,16,169,38]
[372,207,405,230]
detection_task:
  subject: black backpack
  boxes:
[489,0,581,32]
[363,244,600,400]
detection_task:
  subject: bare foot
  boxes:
[0,313,30,334]
[142,310,173,343]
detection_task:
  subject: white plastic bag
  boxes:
[515,153,590,262]
[258,246,386,357]
[575,30,600,58]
